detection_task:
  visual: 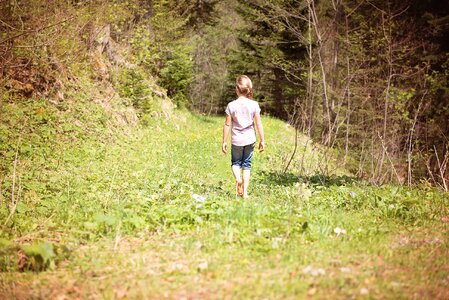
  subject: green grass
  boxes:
[0,98,448,299]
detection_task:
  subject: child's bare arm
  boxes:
[222,115,232,154]
[254,114,265,152]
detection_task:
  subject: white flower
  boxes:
[192,193,207,203]
[334,227,347,236]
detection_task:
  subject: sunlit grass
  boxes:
[0,107,448,299]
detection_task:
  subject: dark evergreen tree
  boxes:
[225,0,308,120]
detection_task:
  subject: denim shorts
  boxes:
[231,143,255,170]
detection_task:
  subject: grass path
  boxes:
[1,112,448,299]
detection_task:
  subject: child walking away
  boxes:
[222,75,265,198]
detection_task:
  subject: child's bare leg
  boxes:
[232,165,242,181]
[242,169,251,198]
[232,166,243,196]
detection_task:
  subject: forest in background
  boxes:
[1,0,449,189]
[191,0,449,188]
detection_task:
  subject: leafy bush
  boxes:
[115,67,155,114]
[159,45,194,108]
[0,239,70,272]
[20,242,56,271]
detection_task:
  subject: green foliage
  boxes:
[115,67,155,114]
[20,242,56,271]
[0,239,15,272]
[0,0,152,92]
[128,1,196,109]
[222,0,308,118]
[159,46,194,108]
[0,239,69,272]
[130,25,159,72]
[152,0,220,31]
[188,2,242,113]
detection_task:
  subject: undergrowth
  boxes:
[0,88,448,298]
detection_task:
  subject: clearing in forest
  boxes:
[1,112,448,299]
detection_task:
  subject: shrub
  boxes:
[159,45,194,108]
[115,67,155,114]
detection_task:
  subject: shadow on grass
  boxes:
[255,171,359,187]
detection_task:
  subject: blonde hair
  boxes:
[236,75,253,99]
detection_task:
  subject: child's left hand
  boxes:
[222,142,228,154]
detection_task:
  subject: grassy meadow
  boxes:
[0,99,448,299]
